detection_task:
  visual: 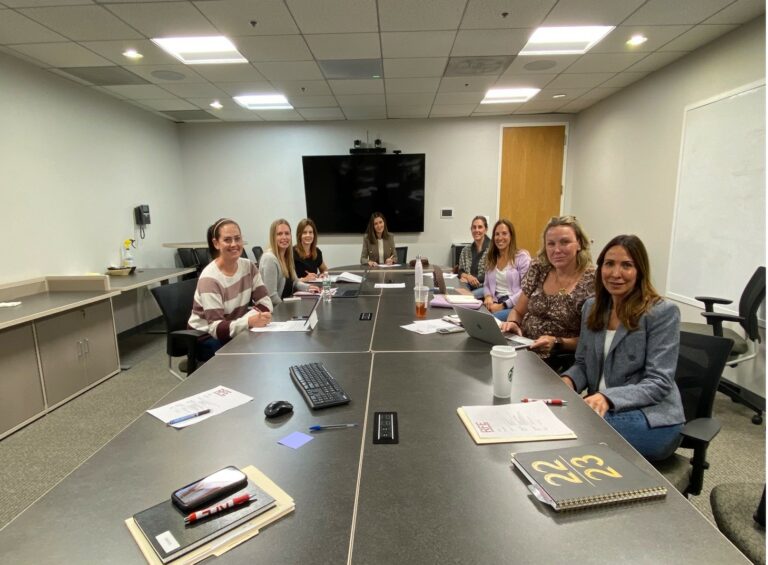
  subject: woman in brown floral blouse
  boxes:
[501,216,595,363]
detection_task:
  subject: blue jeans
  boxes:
[492,308,511,321]
[460,282,486,299]
[198,337,223,362]
[604,409,682,461]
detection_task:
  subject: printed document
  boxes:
[148,386,253,428]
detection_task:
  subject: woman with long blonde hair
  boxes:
[260,219,319,304]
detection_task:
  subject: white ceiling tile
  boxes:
[545,72,615,88]
[472,107,514,116]
[434,91,485,104]
[217,82,277,96]
[329,78,383,94]
[387,105,430,118]
[186,97,240,110]
[536,87,591,100]
[599,71,648,87]
[589,25,693,53]
[501,54,580,75]
[234,35,313,62]
[210,108,264,121]
[461,0,555,29]
[494,74,557,88]
[104,2,218,37]
[79,39,179,66]
[558,99,596,113]
[90,84,126,99]
[10,42,112,67]
[542,0,645,26]
[625,51,688,72]
[439,76,497,92]
[515,100,566,112]
[381,31,456,58]
[385,77,440,93]
[193,0,300,36]
[577,86,622,101]
[287,95,338,108]
[3,0,95,6]
[103,84,173,99]
[378,0,466,31]
[343,107,387,119]
[161,82,228,97]
[19,5,142,41]
[429,104,476,116]
[47,66,95,85]
[125,64,208,84]
[566,52,647,73]
[297,107,345,120]
[286,0,378,33]
[254,60,324,80]
[659,24,739,51]
[705,0,765,24]
[475,102,522,113]
[139,98,198,111]
[189,64,265,82]
[624,0,735,25]
[305,33,380,60]
[383,57,447,78]
[451,28,530,56]
[255,108,303,120]
[0,10,67,44]
[385,92,435,105]
[271,80,332,96]
[336,94,385,107]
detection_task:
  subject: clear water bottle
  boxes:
[414,254,423,288]
[322,276,332,303]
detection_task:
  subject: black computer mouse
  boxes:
[264,400,293,418]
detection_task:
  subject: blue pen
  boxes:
[309,423,358,432]
[168,409,211,426]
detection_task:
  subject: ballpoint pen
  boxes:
[309,423,358,431]
[184,493,251,524]
[168,409,211,426]
[521,398,568,406]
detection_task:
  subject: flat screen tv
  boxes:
[302,154,425,233]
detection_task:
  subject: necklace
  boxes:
[554,271,578,295]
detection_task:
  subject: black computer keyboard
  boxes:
[289,362,351,409]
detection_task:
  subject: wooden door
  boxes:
[499,126,566,257]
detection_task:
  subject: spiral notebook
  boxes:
[511,443,667,511]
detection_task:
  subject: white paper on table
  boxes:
[335,272,363,283]
[376,263,402,268]
[460,403,575,441]
[374,283,406,288]
[294,288,334,296]
[423,272,458,279]
[147,386,253,428]
[401,319,457,335]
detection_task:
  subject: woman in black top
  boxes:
[457,215,491,299]
[293,218,328,281]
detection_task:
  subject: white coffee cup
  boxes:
[490,345,517,398]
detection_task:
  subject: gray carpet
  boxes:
[0,332,764,535]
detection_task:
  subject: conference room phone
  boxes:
[134,205,151,226]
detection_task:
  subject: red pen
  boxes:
[184,493,251,524]
[521,398,568,406]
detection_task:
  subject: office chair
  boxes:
[653,331,734,497]
[680,266,765,424]
[395,246,408,264]
[710,483,766,565]
[193,247,213,267]
[177,247,198,268]
[252,246,264,266]
[150,278,207,380]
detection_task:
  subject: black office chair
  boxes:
[710,483,766,565]
[680,266,765,424]
[193,247,213,268]
[395,246,407,264]
[653,331,734,497]
[252,246,264,266]
[150,278,207,380]
[177,247,198,268]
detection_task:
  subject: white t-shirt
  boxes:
[598,330,617,392]
[495,267,509,297]
[377,239,384,263]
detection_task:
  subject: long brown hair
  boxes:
[365,212,389,244]
[485,219,519,270]
[587,234,661,331]
[294,218,318,260]
[268,219,297,279]
[207,218,239,259]
[537,215,592,271]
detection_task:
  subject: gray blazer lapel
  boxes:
[590,328,607,393]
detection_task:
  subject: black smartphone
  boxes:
[171,466,247,512]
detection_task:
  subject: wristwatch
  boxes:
[553,336,562,349]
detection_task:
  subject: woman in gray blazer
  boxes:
[360,212,396,266]
[561,235,684,461]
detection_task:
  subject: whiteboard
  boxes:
[667,81,765,317]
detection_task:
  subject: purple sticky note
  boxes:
[278,431,314,450]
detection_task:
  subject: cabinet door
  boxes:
[82,300,119,386]
[36,309,88,406]
[0,324,44,435]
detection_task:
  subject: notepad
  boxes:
[457,403,576,444]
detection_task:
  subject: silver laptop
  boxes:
[453,306,535,349]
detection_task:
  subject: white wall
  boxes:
[0,52,189,284]
[568,17,765,302]
[178,115,572,267]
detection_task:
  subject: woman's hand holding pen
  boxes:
[385,254,394,265]
[368,260,377,267]
[304,272,318,281]
[248,310,272,328]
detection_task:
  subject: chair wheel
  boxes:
[751,414,763,425]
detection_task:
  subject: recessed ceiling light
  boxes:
[626,34,648,47]
[519,26,615,56]
[210,100,223,110]
[122,49,143,60]
[552,94,566,99]
[151,36,247,65]
[233,94,293,110]
[481,88,540,104]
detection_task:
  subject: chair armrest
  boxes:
[681,417,721,445]
[694,296,732,313]
[700,312,744,336]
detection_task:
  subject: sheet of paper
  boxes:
[335,272,363,283]
[0,301,21,307]
[460,403,575,441]
[278,432,314,449]
[423,272,458,279]
[147,386,253,428]
[401,319,457,335]
[250,320,310,332]
[374,282,406,288]
[294,288,335,297]
[376,263,402,268]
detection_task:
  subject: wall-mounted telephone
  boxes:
[134,205,151,226]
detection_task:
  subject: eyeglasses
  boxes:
[219,236,242,245]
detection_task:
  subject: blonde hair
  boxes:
[537,215,592,271]
[268,219,297,279]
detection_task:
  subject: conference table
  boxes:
[0,270,750,564]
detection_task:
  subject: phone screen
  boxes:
[172,467,246,511]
